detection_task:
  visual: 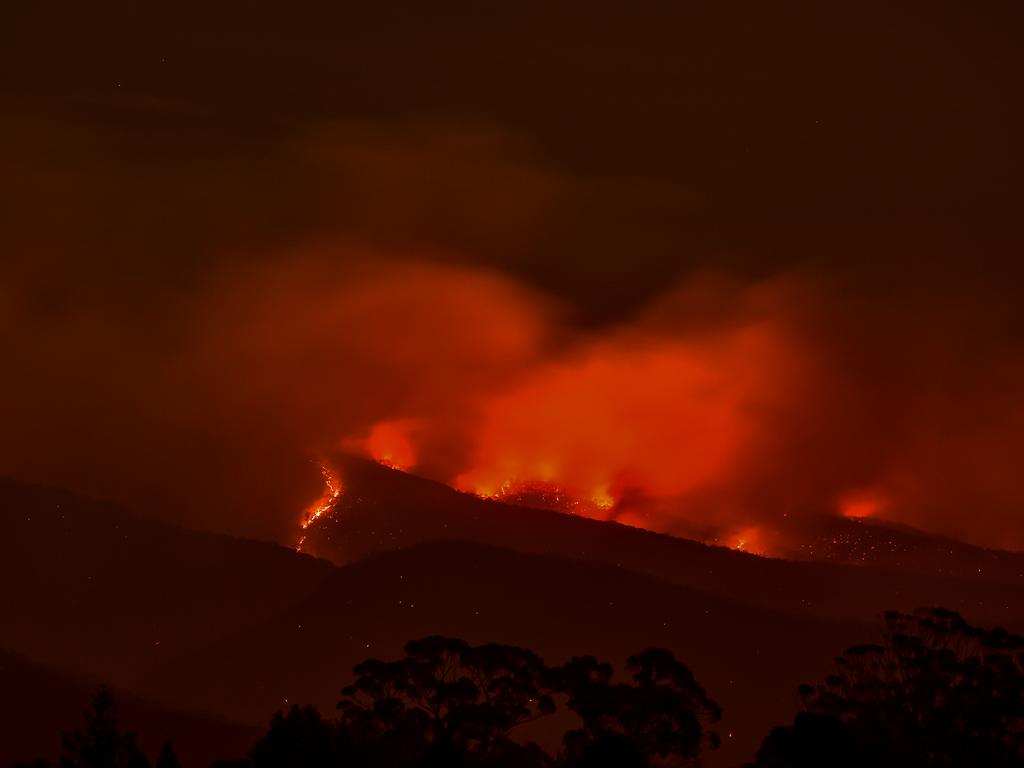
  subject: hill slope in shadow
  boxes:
[300,455,1024,626]
[3,475,1024,766]
[148,539,864,767]
[0,649,259,767]
[0,477,333,685]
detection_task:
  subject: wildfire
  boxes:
[838,489,889,520]
[467,478,618,519]
[362,417,417,473]
[296,463,342,551]
[705,525,769,556]
[447,325,799,519]
[590,486,615,510]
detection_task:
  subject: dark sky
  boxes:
[2,1,1023,547]
[5,0,1022,314]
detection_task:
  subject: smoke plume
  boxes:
[3,113,1024,550]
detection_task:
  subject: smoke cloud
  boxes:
[3,110,1024,551]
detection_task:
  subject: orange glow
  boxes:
[590,486,615,510]
[838,489,888,519]
[730,526,766,555]
[471,479,617,518]
[452,323,801,524]
[291,267,1024,550]
[733,528,757,552]
[296,463,342,551]
[365,419,418,471]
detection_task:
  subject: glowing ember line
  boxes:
[296,463,342,552]
[470,478,618,520]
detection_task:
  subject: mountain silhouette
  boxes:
[298,455,1024,626]
[4,474,1024,766]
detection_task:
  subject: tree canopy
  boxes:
[751,608,1024,768]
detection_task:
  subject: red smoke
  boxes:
[311,266,1024,551]
[451,323,801,519]
[5,246,1024,551]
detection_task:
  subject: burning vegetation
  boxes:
[32,255,1022,552]
[296,463,342,552]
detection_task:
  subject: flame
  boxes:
[590,486,615,510]
[449,323,800,525]
[838,489,888,519]
[296,463,342,551]
[470,479,615,518]
[727,526,767,555]
[356,419,418,471]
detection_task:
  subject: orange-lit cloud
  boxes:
[452,322,800,522]
[361,419,420,471]
[319,269,1024,551]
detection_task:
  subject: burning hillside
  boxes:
[10,256,1024,552]
[296,463,342,551]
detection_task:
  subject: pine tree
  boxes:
[60,686,150,768]
[154,741,181,768]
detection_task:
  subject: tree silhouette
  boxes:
[35,639,717,768]
[749,607,1024,768]
[250,705,341,768]
[552,648,720,767]
[339,636,555,767]
[748,712,864,768]
[154,742,180,768]
[60,686,150,768]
